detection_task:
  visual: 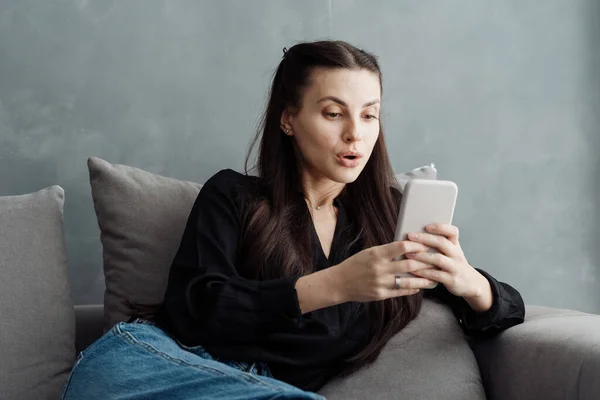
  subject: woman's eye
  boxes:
[364,114,378,120]
[326,112,342,118]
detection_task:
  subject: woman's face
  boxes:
[281,68,381,184]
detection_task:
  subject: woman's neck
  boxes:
[301,170,345,209]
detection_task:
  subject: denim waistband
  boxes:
[127,317,156,325]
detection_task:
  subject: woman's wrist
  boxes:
[325,263,347,304]
[295,266,347,314]
[463,273,494,313]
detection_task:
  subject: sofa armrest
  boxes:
[74,304,105,354]
[471,305,600,400]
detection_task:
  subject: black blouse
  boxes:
[156,169,525,391]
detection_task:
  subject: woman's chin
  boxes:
[330,166,363,183]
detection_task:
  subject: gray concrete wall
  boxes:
[1,1,598,313]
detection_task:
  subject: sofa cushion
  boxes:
[318,299,486,400]
[88,157,201,330]
[0,186,75,399]
[89,158,438,330]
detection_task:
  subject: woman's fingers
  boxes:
[381,277,437,299]
[407,232,460,258]
[379,240,429,260]
[425,223,459,243]
[405,251,455,273]
[411,266,452,286]
[390,258,436,274]
[394,276,438,290]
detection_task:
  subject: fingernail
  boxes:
[426,225,435,231]
[408,232,418,239]
[405,252,416,258]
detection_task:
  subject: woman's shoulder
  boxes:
[201,168,262,204]
[205,168,255,186]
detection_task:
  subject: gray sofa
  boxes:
[2,158,600,400]
[72,303,600,400]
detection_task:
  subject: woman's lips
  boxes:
[336,155,361,168]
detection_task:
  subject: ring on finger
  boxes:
[394,276,402,290]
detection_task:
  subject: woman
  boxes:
[62,40,525,399]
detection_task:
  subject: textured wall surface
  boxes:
[1,0,598,313]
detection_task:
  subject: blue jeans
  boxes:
[62,319,326,400]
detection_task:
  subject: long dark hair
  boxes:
[238,40,424,376]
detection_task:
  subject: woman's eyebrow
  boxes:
[316,96,380,108]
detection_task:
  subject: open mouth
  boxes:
[337,153,362,168]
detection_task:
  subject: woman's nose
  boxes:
[343,119,362,142]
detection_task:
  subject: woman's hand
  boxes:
[330,240,439,303]
[404,224,493,311]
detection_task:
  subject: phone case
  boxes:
[393,179,458,288]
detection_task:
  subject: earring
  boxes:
[285,129,290,133]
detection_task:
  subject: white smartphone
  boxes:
[393,179,458,289]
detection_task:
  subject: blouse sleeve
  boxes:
[163,169,304,346]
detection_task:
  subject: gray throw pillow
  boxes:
[319,299,485,400]
[0,186,75,400]
[87,157,202,331]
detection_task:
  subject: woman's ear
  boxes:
[280,109,294,136]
